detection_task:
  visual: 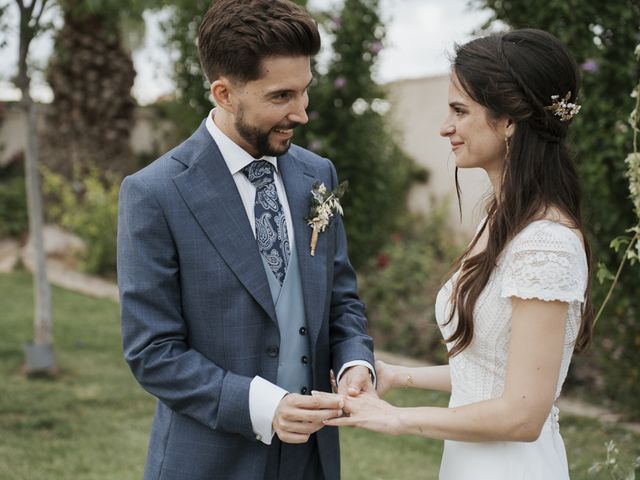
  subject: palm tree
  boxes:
[42,0,153,178]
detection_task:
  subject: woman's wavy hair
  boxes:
[445,29,594,358]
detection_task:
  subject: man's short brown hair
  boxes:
[198,0,321,83]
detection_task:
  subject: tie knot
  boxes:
[242,160,275,189]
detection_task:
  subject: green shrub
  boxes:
[0,175,28,238]
[359,204,461,362]
[41,166,120,276]
[0,153,28,238]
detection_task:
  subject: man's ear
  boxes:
[211,77,235,113]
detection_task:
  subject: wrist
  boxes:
[394,366,413,389]
[390,406,405,435]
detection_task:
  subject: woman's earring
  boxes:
[504,137,510,159]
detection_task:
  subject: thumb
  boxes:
[347,384,361,396]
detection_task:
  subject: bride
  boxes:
[323,29,593,479]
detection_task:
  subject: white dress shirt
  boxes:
[205,110,374,445]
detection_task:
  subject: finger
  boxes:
[347,385,361,396]
[277,420,320,435]
[329,369,338,393]
[277,431,311,444]
[282,407,344,423]
[322,416,357,427]
[293,393,343,410]
[311,390,344,403]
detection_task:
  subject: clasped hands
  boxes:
[272,365,378,444]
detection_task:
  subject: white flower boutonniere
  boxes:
[306,181,347,256]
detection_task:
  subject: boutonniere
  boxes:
[305,181,348,256]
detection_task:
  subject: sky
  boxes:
[0,0,494,105]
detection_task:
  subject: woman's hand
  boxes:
[319,392,402,435]
[375,359,400,396]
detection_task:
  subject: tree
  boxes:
[295,0,420,267]
[159,0,421,267]
[42,0,153,178]
[474,0,640,417]
[6,0,56,373]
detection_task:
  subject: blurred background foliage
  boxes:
[0,0,639,420]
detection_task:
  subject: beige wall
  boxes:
[0,103,30,167]
[0,103,174,167]
[386,75,490,238]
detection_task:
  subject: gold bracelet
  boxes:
[406,374,414,388]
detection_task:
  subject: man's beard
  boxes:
[235,106,298,157]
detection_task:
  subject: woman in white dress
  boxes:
[323,29,594,479]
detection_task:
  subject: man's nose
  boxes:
[289,98,309,125]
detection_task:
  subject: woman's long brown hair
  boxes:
[444,29,594,358]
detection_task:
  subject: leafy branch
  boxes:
[594,44,640,327]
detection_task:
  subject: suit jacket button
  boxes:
[301,355,309,364]
[299,327,307,335]
[266,346,279,357]
[300,386,308,395]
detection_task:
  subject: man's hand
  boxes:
[272,393,344,444]
[337,365,375,397]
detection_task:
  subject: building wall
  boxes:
[386,75,490,238]
[0,102,175,167]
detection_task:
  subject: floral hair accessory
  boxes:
[306,181,347,256]
[544,91,581,122]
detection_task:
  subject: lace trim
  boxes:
[501,249,585,303]
[500,222,587,303]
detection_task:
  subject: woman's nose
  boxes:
[439,121,454,137]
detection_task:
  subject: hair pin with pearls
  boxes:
[545,91,581,122]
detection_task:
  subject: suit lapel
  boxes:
[279,152,328,348]
[172,126,277,324]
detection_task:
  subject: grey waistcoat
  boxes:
[261,243,313,394]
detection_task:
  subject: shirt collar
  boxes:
[205,109,278,176]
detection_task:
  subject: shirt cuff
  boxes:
[336,360,377,389]
[249,376,288,445]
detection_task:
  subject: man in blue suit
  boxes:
[117,1,375,478]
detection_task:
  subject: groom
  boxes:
[117,1,375,479]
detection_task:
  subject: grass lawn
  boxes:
[1,271,638,479]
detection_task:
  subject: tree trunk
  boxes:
[43,8,137,178]
[22,94,53,347]
[16,0,56,372]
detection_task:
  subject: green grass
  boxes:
[1,271,638,479]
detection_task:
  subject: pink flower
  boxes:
[581,58,599,73]
[370,42,383,55]
[334,77,347,89]
[309,140,322,152]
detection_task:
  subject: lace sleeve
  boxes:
[500,222,587,303]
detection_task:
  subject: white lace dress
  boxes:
[435,220,588,480]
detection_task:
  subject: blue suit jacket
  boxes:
[117,121,374,480]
